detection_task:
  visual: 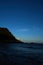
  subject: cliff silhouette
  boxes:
[0,27,22,43]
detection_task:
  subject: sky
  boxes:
[0,0,43,43]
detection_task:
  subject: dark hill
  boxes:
[0,27,22,43]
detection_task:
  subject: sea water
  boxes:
[0,43,43,65]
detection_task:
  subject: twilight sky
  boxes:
[0,0,43,43]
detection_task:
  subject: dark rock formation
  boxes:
[0,27,22,43]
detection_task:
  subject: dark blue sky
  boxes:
[0,0,43,43]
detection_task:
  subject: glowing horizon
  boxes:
[0,0,43,43]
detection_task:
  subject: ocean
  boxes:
[0,43,43,65]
